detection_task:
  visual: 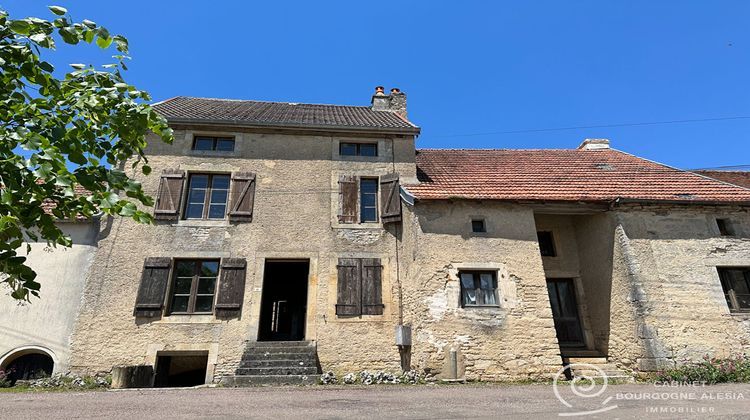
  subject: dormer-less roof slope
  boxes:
[692,170,750,189]
[153,96,420,134]
[407,148,750,204]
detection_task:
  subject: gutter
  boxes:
[165,117,422,136]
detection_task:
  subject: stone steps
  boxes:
[563,356,634,383]
[222,374,317,386]
[222,341,320,387]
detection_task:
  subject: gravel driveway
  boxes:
[2,383,749,419]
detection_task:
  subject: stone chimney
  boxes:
[371,86,408,118]
[371,86,389,111]
[388,88,407,118]
[578,138,610,150]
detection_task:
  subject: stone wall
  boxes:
[69,128,416,381]
[0,221,99,374]
[401,201,562,381]
[609,205,750,372]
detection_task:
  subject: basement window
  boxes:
[718,268,750,313]
[471,219,486,233]
[716,218,735,236]
[154,353,208,387]
[537,231,557,257]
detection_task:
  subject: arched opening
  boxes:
[1,348,55,385]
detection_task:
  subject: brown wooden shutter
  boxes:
[228,172,256,222]
[361,258,384,315]
[133,257,172,317]
[336,258,361,316]
[338,175,358,224]
[379,174,401,223]
[154,170,185,220]
[215,258,247,317]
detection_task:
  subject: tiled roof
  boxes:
[407,148,750,204]
[692,170,750,189]
[41,184,92,221]
[153,96,419,132]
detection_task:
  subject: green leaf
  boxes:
[96,35,113,49]
[9,20,31,35]
[58,26,79,44]
[141,165,152,175]
[48,6,68,15]
[70,63,86,69]
[39,61,54,72]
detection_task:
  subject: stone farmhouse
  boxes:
[6,87,750,387]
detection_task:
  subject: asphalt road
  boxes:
[2,383,749,419]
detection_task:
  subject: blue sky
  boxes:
[3,1,749,169]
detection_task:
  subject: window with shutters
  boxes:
[336,258,384,316]
[337,173,401,225]
[459,271,499,307]
[718,267,750,313]
[184,173,230,220]
[170,260,220,314]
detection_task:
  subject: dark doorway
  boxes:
[546,278,586,348]
[258,260,309,341]
[154,353,208,387]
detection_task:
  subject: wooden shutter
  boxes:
[379,174,402,223]
[338,175,358,224]
[215,258,247,317]
[336,258,361,316]
[133,257,172,317]
[154,170,185,220]
[361,258,384,315]
[228,172,256,222]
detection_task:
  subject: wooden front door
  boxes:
[546,278,585,348]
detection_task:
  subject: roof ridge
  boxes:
[416,147,607,151]
[170,95,375,110]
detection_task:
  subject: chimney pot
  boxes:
[391,87,401,93]
[375,86,385,95]
[578,138,610,150]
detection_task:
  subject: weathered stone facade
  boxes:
[65,94,750,384]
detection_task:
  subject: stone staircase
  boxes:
[562,356,634,383]
[221,341,320,386]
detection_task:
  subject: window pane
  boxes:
[728,270,750,294]
[361,193,377,207]
[208,204,226,219]
[210,190,228,205]
[198,278,216,294]
[171,296,189,313]
[211,175,230,190]
[201,261,219,276]
[193,137,214,151]
[195,296,214,312]
[359,143,377,156]
[188,189,205,204]
[537,231,556,257]
[185,203,204,219]
[361,207,377,222]
[175,261,195,277]
[174,277,193,294]
[216,138,235,151]
[724,293,734,309]
[736,294,750,309]
[360,179,377,193]
[480,273,495,290]
[340,143,357,156]
[462,288,477,306]
[189,174,209,189]
[460,273,475,290]
[472,220,486,233]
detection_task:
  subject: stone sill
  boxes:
[729,312,750,319]
[155,315,223,324]
[462,305,501,309]
[332,223,383,230]
[175,219,230,228]
[187,150,236,158]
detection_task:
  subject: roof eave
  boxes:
[163,117,421,136]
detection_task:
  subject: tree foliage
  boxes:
[0,6,173,300]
